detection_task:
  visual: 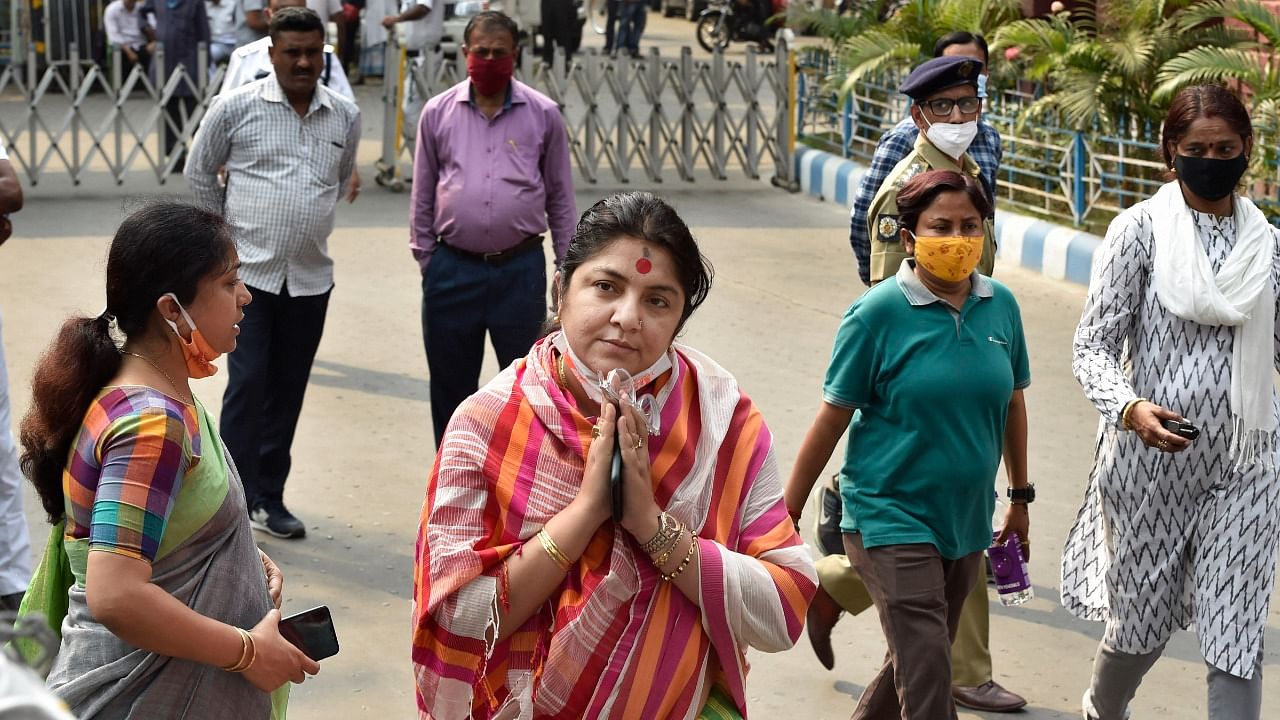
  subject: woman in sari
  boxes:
[18,201,318,718]
[411,192,817,719]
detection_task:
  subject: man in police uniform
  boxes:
[866,55,995,284]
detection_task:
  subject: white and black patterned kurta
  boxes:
[1062,201,1280,678]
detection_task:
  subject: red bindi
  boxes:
[635,258,652,274]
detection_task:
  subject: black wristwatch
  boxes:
[1007,484,1035,504]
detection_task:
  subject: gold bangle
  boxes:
[660,535,698,582]
[654,524,686,567]
[222,627,254,673]
[1121,397,1148,430]
[538,528,572,573]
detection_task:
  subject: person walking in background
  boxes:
[140,0,210,172]
[850,33,1001,287]
[1065,85,1279,720]
[206,0,242,65]
[103,0,151,78]
[797,46,1025,715]
[613,0,646,58]
[601,0,621,56]
[186,7,360,539]
[788,170,1031,720]
[381,0,443,147]
[0,145,27,621]
[238,0,270,46]
[412,192,816,718]
[540,0,582,65]
[410,10,576,446]
[16,202,317,717]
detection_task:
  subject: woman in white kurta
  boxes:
[1063,85,1280,720]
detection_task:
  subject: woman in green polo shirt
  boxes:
[788,169,1031,720]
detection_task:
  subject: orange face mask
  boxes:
[163,292,221,379]
[909,233,984,282]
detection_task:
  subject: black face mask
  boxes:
[1174,153,1248,202]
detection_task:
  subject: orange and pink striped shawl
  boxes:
[411,334,816,719]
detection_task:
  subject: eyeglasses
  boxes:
[919,97,982,116]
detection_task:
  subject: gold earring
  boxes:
[552,314,560,324]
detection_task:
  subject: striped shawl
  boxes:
[411,334,816,719]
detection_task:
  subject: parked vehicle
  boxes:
[442,0,585,57]
[695,0,775,52]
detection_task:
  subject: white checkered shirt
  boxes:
[185,77,361,297]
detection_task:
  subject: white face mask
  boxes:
[551,332,670,434]
[923,118,979,160]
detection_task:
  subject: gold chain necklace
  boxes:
[123,351,193,405]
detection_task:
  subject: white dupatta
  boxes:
[1149,180,1277,468]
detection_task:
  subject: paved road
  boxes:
[1,19,1277,719]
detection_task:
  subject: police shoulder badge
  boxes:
[877,214,900,241]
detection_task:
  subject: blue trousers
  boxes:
[615,2,647,54]
[421,244,547,445]
[221,282,331,511]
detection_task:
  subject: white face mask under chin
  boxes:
[924,118,979,160]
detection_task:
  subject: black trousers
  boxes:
[541,0,583,63]
[421,244,546,446]
[221,282,331,511]
[163,94,197,170]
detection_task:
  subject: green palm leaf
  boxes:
[1154,46,1264,99]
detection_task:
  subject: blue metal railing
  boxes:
[794,48,1280,229]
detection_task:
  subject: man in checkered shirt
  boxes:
[186,6,360,540]
[848,32,1003,286]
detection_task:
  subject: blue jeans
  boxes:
[421,243,547,445]
[221,282,331,511]
[615,2,647,54]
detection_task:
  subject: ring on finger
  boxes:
[632,438,644,451]
[591,425,601,439]
[1157,439,1169,450]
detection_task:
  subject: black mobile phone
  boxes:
[1161,418,1201,440]
[279,605,339,661]
[610,443,624,522]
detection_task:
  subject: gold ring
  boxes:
[632,438,644,451]
[591,425,600,439]
[1157,439,1169,450]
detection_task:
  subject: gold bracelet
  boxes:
[1121,397,1148,430]
[654,525,686,567]
[660,535,698,582]
[538,528,572,573]
[222,627,254,673]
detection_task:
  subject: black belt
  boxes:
[406,49,421,58]
[440,235,544,265]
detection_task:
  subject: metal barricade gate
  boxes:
[374,37,797,190]
[0,43,219,186]
[0,39,796,189]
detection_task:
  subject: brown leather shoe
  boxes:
[805,585,842,670]
[952,681,1027,712]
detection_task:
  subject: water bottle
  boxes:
[987,498,1033,606]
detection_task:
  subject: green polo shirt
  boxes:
[823,261,1031,559]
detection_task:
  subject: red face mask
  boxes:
[467,54,515,98]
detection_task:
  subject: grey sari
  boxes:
[45,409,275,719]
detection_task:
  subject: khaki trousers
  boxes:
[844,533,983,720]
[814,550,991,686]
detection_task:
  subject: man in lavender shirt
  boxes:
[410,10,577,445]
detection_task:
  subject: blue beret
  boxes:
[898,56,985,99]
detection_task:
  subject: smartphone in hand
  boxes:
[1160,419,1201,440]
[278,606,339,661]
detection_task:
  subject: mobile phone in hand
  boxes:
[610,443,624,522]
[278,605,339,661]
[1160,418,1201,440]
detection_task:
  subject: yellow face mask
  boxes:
[909,233,984,282]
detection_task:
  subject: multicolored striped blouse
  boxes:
[63,386,200,564]
[411,333,817,719]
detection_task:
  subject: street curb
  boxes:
[795,146,1103,286]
